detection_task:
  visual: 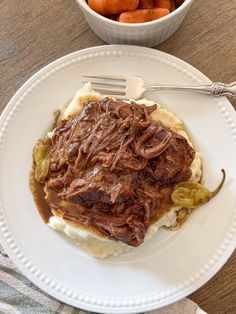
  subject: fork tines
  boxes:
[82,75,127,96]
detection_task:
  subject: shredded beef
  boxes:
[46,98,195,246]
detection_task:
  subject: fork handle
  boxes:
[145,82,236,99]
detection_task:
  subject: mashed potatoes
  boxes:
[48,83,202,258]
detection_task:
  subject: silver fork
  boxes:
[82,75,236,100]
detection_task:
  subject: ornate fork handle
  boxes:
[146,81,236,99]
[210,82,236,98]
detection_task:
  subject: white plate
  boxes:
[0,45,236,314]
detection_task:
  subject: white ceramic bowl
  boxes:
[76,0,194,47]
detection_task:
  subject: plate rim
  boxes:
[0,45,236,313]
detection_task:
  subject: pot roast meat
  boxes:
[46,98,195,246]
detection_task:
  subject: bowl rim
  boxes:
[77,0,194,27]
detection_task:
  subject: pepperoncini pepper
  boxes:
[171,169,226,209]
[33,110,60,184]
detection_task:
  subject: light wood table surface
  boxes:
[1,0,235,313]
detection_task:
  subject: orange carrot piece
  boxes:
[88,0,139,16]
[154,0,171,10]
[118,8,170,23]
[138,0,154,9]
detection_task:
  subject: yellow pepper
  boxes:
[171,169,226,209]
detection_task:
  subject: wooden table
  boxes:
[0,0,235,313]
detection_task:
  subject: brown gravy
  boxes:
[152,187,173,224]
[29,169,52,223]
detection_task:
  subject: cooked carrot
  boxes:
[154,0,171,10]
[138,0,154,9]
[118,8,170,23]
[170,0,176,11]
[88,0,139,15]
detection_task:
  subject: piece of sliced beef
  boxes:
[46,98,195,246]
